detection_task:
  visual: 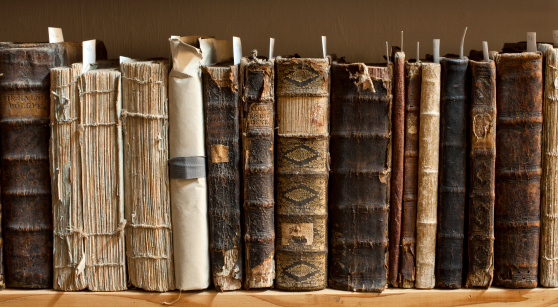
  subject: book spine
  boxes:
[275,57,330,291]
[240,58,275,289]
[79,69,127,291]
[0,43,69,288]
[122,60,175,292]
[436,57,468,289]
[51,63,86,291]
[466,59,496,288]
[415,62,441,289]
[400,62,421,288]
[329,63,392,292]
[389,52,405,287]
[168,37,210,290]
[541,46,558,287]
[202,65,243,291]
[494,52,542,288]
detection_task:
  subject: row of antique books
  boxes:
[0,35,556,293]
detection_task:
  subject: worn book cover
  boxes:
[0,42,80,288]
[202,61,243,291]
[436,56,468,289]
[275,57,330,291]
[121,59,174,292]
[329,62,392,292]
[400,61,421,288]
[240,55,275,289]
[415,62,441,289]
[466,59,496,288]
[494,52,542,288]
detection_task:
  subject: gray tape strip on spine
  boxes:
[169,156,207,179]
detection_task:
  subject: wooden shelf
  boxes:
[0,287,557,306]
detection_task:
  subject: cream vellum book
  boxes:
[168,36,233,290]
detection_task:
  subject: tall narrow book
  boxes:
[121,59,174,292]
[400,61,421,288]
[51,63,86,291]
[0,42,79,288]
[466,59,496,288]
[540,44,558,287]
[202,62,243,291]
[78,65,127,291]
[415,62,441,289]
[436,56,468,289]
[275,57,330,291]
[329,62,392,292]
[494,52,542,288]
[240,55,275,289]
[389,51,405,287]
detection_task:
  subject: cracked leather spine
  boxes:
[275,57,330,291]
[329,62,392,292]
[494,52,542,288]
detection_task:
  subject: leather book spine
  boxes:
[329,63,392,292]
[275,57,330,291]
[202,65,243,291]
[399,61,421,288]
[435,57,468,289]
[0,43,77,288]
[415,62,441,289]
[494,52,542,288]
[389,52,405,287]
[540,45,558,287]
[240,57,275,289]
[465,59,496,288]
[121,60,175,292]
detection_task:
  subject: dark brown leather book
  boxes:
[275,57,330,291]
[389,52,405,287]
[494,52,542,288]
[329,62,392,292]
[435,56,469,289]
[399,61,421,288]
[240,56,275,289]
[0,42,80,288]
[202,64,243,291]
[465,59,496,288]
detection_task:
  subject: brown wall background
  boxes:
[1,0,557,62]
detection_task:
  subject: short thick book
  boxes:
[0,42,80,288]
[240,56,275,289]
[399,61,421,288]
[275,57,330,291]
[202,63,243,291]
[466,59,496,288]
[494,52,542,288]
[329,62,392,292]
[121,59,174,292]
[436,57,468,289]
[415,62,441,289]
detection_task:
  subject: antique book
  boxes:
[465,59,496,288]
[121,59,174,292]
[389,51,405,287]
[399,61,421,288]
[78,65,127,291]
[540,44,558,287]
[240,55,275,289]
[202,62,243,291]
[51,63,86,291]
[494,52,542,288]
[415,62,441,289]
[169,36,230,290]
[275,57,330,291]
[435,56,468,289]
[329,62,392,292]
[0,42,80,288]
